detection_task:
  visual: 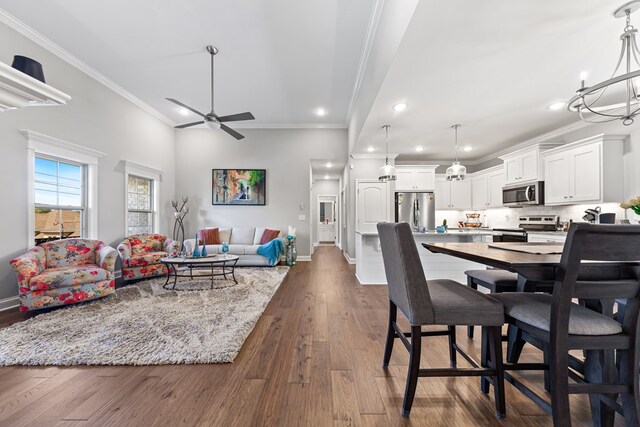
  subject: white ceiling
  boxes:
[0,0,374,127]
[355,0,635,161]
[310,159,344,181]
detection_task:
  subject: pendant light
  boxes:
[378,124,397,182]
[445,124,467,181]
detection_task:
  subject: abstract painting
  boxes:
[212,169,266,205]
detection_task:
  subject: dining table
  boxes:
[422,241,639,427]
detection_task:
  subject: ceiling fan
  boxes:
[166,45,254,140]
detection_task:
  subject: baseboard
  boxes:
[342,251,356,264]
[355,274,387,285]
[0,296,19,311]
[296,256,311,262]
[313,243,320,247]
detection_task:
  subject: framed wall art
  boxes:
[212,169,266,205]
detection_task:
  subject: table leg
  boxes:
[173,264,180,290]
[163,263,171,288]
[222,261,228,280]
[211,264,214,289]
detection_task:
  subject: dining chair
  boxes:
[377,222,506,419]
[490,223,640,426]
[464,269,518,338]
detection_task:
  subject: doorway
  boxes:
[317,195,337,245]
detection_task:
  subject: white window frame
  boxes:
[122,160,162,236]
[23,130,105,248]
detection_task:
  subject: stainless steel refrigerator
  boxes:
[395,192,436,231]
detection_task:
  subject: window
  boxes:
[127,175,154,235]
[34,156,86,244]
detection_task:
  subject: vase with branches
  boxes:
[172,196,189,250]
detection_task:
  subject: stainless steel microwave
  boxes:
[502,181,544,207]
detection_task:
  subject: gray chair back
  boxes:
[377,222,434,325]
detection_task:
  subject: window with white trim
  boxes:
[34,155,87,244]
[127,175,155,235]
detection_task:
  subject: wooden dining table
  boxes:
[422,241,639,427]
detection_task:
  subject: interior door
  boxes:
[356,181,389,233]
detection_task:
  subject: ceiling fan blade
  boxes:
[217,112,255,122]
[220,123,245,140]
[166,98,207,118]
[175,121,203,129]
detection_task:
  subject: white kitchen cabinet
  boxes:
[394,166,437,191]
[435,176,472,209]
[472,166,504,209]
[500,143,561,185]
[527,233,566,243]
[542,134,624,206]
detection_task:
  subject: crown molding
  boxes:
[0,8,174,126]
[346,0,385,123]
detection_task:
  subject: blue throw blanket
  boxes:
[257,238,285,266]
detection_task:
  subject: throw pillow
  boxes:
[259,229,280,245]
[198,228,220,245]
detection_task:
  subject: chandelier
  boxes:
[568,1,640,125]
[446,124,467,181]
[378,125,397,182]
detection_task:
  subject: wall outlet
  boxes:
[298,215,306,221]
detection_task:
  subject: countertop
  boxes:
[356,229,494,237]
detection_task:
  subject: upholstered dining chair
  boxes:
[490,223,640,426]
[377,222,506,419]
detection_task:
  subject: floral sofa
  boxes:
[9,239,118,312]
[117,234,178,281]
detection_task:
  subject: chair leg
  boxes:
[402,325,422,418]
[549,343,571,427]
[619,348,640,427]
[382,300,397,368]
[542,343,550,393]
[488,326,506,419]
[448,325,457,367]
[480,326,490,394]
[467,276,477,339]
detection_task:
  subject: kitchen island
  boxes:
[355,229,494,285]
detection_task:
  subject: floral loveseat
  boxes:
[9,239,118,312]
[117,234,178,281]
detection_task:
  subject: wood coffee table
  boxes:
[160,255,240,290]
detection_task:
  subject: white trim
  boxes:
[0,61,70,110]
[347,0,386,123]
[123,161,162,236]
[0,9,173,126]
[296,256,311,262]
[350,152,399,160]
[0,296,19,311]
[23,131,102,247]
[343,250,356,264]
[355,274,386,285]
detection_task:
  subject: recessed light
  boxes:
[547,102,566,111]
[393,103,408,112]
[415,146,424,152]
[178,107,189,116]
[463,145,473,152]
[366,146,375,152]
[315,107,327,117]
[324,175,330,179]
[326,162,332,168]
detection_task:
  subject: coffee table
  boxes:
[160,255,240,290]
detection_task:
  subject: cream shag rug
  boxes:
[0,267,288,366]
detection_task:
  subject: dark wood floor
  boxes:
[0,246,620,426]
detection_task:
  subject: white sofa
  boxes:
[183,227,283,267]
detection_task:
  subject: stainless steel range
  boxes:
[493,215,559,243]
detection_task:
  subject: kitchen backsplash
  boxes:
[436,203,632,229]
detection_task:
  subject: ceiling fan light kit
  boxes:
[568,0,640,125]
[166,45,255,139]
[446,124,467,181]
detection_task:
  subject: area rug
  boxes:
[0,267,288,366]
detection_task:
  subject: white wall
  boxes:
[311,179,339,245]
[174,128,347,257]
[0,22,176,302]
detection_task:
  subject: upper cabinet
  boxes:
[500,144,561,185]
[542,134,624,206]
[394,166,437,191]
[0,62,71,111]
[435,176,472,210]
[472,166,505,209]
